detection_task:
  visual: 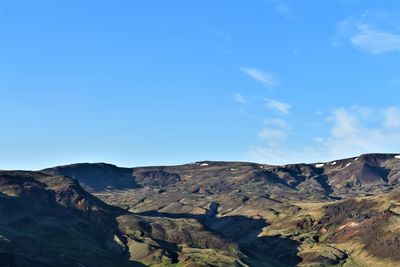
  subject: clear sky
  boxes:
[0,0,399,170]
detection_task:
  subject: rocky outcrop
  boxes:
[2,153,400,266]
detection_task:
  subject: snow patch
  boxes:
[315,163,325,168]
[346,163,351,167]
[354,157,358,161]
[395,155,400,159]
[331,161,337,165]
[199,163,209,166]
[230,168,236,171]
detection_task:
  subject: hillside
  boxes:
[1,153,399,266]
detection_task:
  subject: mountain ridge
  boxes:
[1,152,400,266]
[39,152,399,170]
[41,153,400,199]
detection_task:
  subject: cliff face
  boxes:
[1,153,400,266]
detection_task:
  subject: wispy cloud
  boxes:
[233,93,246,104]
[350,25,400,54]
[196,23,232,59]
[241,67,277,89]
[263,118,290,129]
[258,128,288,143]
[324,107,400,158]
[248,105,400,164]
[265,99,291,114]
[274,3,292,18]
[249,145,322,165]
[383,106,400,129]
[257,117,290,146]
[333,13,400,54]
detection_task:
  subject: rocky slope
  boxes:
[0,171,128,267]
[1,153,400,266]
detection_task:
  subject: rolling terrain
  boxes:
[1,153,400,266]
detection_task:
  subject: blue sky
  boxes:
[0,0,399,170]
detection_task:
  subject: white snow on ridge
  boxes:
[395,155,400,159]
[331,161,337,165]
[199,163,209,166]
[346,163,351,167]
[354,157,358,161]
[315,163,324,168]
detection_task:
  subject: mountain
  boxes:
[1,153,400,266]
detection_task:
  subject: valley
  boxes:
[1,153,400,266]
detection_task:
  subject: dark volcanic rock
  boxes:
[42,163,137,191]
[0,171,129,267]
[132,168,181,187]
[2,153,400,266]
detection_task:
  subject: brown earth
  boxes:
[1,153,400,266]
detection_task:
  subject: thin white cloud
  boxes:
[265,99,291,114]
[248,105,400,164]
[249,145,321,165]
[324,107,400,158]
[258,128,288,142]
[350,25,400,54]
[333,13,400,54]
[274,3,292,18]
[332,18,353,47]
[241,67,277,89]
[263,118,289,129]
[253,116,291,161]
[233,93,246,104]
[383,106,400,129]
